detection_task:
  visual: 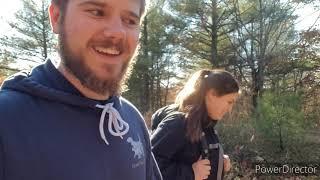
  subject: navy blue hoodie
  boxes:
[0,60,162,180]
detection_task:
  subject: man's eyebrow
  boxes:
[78,1,140,19]
[78,1,106,7]
[126,11,140,20]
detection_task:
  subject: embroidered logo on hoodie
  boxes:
[127,135,144,159]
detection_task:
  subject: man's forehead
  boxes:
[75,0,141,7]
[74,0,141,16]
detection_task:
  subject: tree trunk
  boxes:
[142,16,150,113]
[252,70,259,108]
[211,0,218,68]
[41,1,48,60]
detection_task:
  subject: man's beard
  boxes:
[58,30,135,97]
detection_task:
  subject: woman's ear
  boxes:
[207,89,218,99]
[204,89,217,104]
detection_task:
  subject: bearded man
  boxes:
[0,0,162,180]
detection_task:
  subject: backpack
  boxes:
[151,104,181,132]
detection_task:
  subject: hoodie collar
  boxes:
[31,59,83,96]
[202,116,218,129]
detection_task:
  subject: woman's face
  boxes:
[205,89,238,120]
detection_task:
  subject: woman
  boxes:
[151,69,240,180]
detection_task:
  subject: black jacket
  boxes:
[151,105,224,180]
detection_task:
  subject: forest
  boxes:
[0,0,319,179]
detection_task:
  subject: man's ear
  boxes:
[48,3,62,34]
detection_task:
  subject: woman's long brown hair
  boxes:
[175,69,239,143]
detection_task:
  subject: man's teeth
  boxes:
[95,47,120,55]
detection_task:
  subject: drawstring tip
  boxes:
[103,139,110,145]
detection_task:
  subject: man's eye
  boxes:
[124,18,138,26]
[88,10,104,17]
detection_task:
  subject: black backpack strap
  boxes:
[217,143,224,180]
[201,130,224,180]
[200,132,210,159]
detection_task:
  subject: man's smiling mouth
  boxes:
[94,46,121,56]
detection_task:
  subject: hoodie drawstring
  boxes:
[96,103,129,145]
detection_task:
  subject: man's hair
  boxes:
[51,0,147,18]
[51,0,69,14]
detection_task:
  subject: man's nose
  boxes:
[103,17,125,39]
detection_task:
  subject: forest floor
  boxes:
[223,128,320,180]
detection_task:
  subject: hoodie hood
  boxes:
[1,59,128,145]
[2,59,108,108]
